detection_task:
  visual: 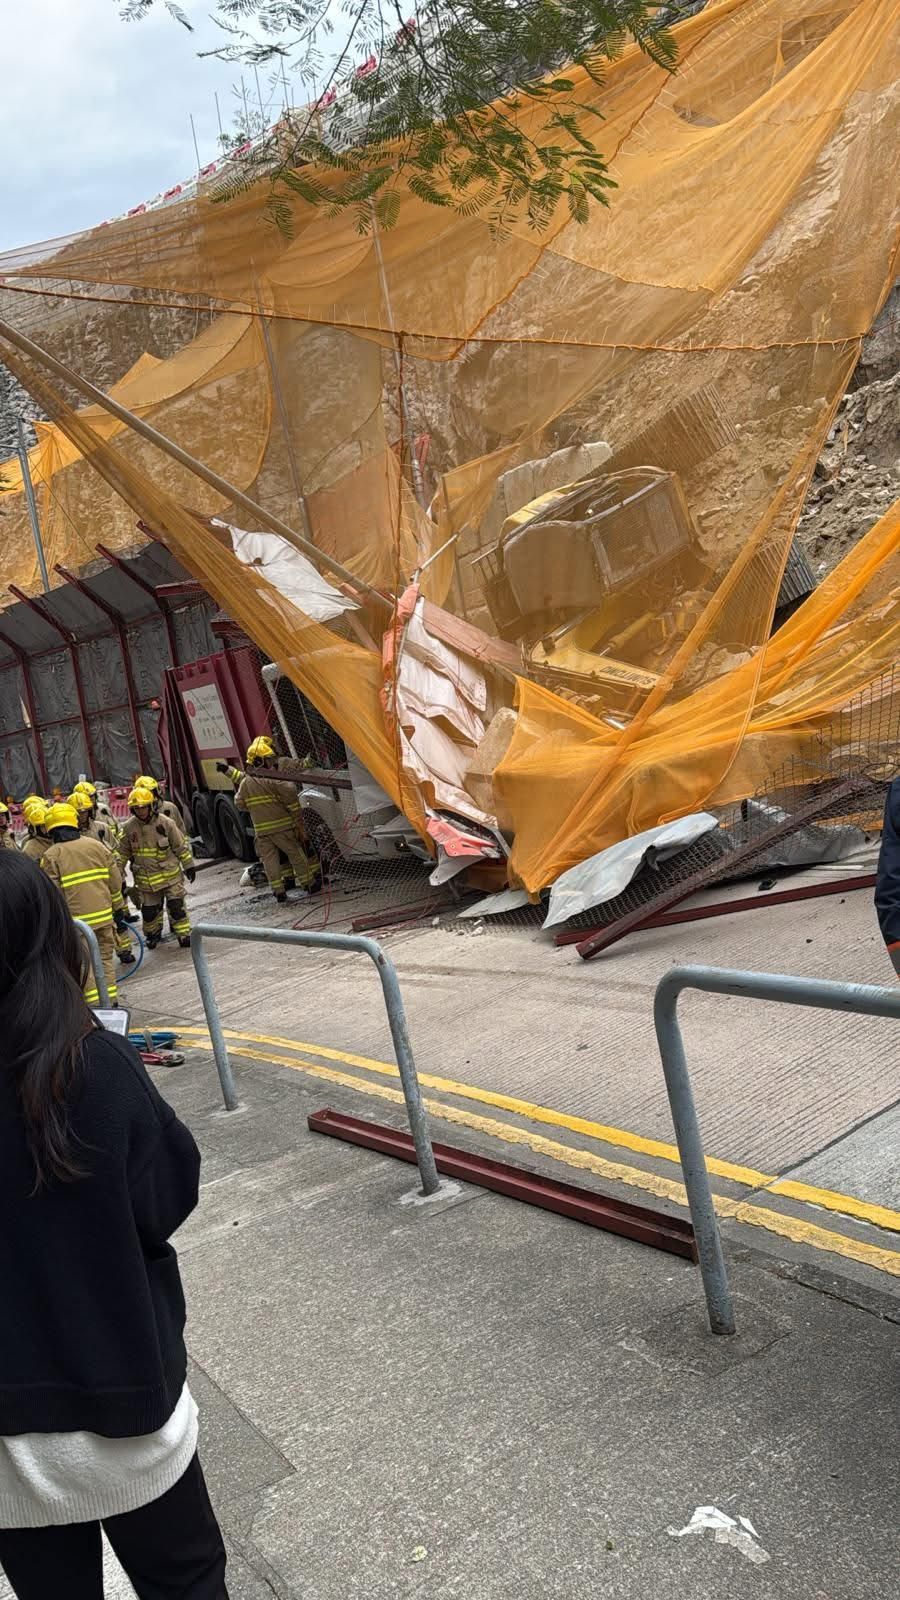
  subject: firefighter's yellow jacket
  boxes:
[235,773,302,837]
[117,814,192,897]
[21,833,49,864]
[41,835,125,930]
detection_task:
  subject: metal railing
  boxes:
[654,964,900,1336]
[74,917,111,1009]
[189,921,441,1196]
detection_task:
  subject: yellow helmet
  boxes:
[68,790,93,814]
[128,785,155,811]
[22,796,48,827]
[137,774,160,794]
[73,780,97,799]
[0,802,10,820]
[246,735,275,764]
[46,802,79,832]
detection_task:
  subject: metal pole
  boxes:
[15,418,50,594]
[361,937,441,1196]
[188,922,441,1194]
[653,965,900,1337]
[73,918,111,1009]
[0,315,391,612]
[653,976,735,1336]
[189,931,241,1111]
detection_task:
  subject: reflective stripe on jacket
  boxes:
[235,773,301,837]
[117,814,192,894]
[42,837,119,928]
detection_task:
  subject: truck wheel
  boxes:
[216,794,256,862]
[192,793,224,859]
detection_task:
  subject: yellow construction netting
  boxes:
[0,0,897,888]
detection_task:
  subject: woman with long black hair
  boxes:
[0,849,228,1598]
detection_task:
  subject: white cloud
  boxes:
[0,0,296,251]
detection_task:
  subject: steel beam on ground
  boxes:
[309,1108,698,1259]
[554,872,877,945]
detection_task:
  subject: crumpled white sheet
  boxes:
[543,812,719,928]
[219,521,359,623]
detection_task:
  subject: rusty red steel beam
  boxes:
[554,871,877,947]
[576,775,876,961]
[307,1108,698,1260]
[96,544,180,666]
[55,564,150,773]
[8,584,97,775]
[0,627,49,791]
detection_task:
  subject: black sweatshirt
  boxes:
[0,1030,200,1438]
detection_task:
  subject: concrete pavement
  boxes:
[25,1033,899,1600]
[6,865,897,1600]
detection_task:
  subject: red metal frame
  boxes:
[575,775,876,961]
[55,564,150,772]
[8,584,97,775]
[308,1108,698,1260]
[553,871,878,946]
[0,627,49,791]
[96,544,179,666]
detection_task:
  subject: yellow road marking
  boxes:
[179,1034,900,1280]
[173,1025,900,1237]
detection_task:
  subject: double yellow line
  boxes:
[173,1024,900,1280]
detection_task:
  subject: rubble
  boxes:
[795,359,899,575]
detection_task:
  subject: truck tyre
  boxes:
[192,792,224,860]
[216,793,256,862]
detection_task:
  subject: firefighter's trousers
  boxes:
[254,828,314,895]
[142,883,191,941]
[84,923,118,1007]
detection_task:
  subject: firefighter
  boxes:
[233,736,316,903]
[72,779,120,848]
[136,774,184,831]
[41,802,133,1006]
[20,796,50,863]
[117,785,195,949]
[69,791,139,966]
[0,802,16,851]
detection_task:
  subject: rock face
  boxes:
[796,368,899,574]
[0,285,208,461]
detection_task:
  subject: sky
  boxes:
[0,0,311,254]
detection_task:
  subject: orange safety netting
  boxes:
[0,0,897,888]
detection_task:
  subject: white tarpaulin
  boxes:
[219,521,359,623]
[543,813,719,929]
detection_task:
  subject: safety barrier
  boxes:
[74,917,111,1009]
[189,922,441,1196]
[654,965,900,1336]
